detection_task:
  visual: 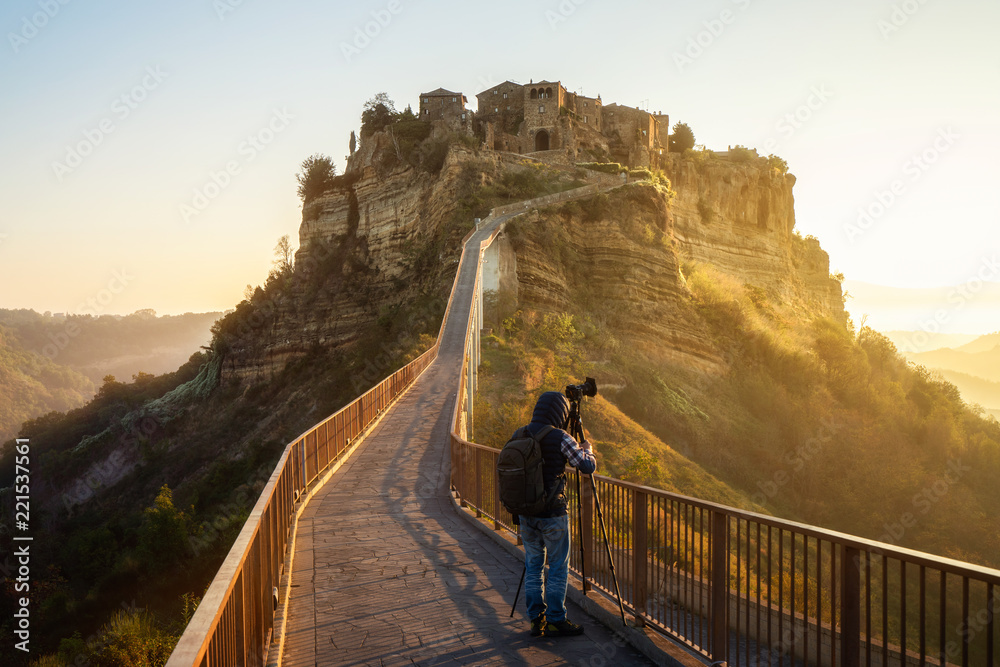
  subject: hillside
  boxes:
[955,330,1000,353]
[0,308,222,384]
[475,178,1000,569]
[0,309,222,447]
[0,324,95,444]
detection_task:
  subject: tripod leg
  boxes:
[590,475,628,626]
[510,563,526,618]
[576,469,586,594]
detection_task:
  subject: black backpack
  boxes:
[497,425,556,517]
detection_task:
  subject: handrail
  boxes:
[165,247,465,666]
[449,229,1000,666]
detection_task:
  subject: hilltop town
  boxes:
[413,79,672,168]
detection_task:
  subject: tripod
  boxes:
[509,398,628,627]
[568,398,628,627]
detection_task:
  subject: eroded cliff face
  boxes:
[498,157,845,372]
[507,185,723,371]
[661,154,844,320]
[224,145,495,381]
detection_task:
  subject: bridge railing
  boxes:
[449,234,1000,667]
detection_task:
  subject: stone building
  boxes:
[417,78,669,166]
[602,103,670,166]
[418,88,470,130]
[476,81,525,117]
[522,80,568,151]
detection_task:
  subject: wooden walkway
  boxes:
[280,217,654,666]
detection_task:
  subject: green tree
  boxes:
[138,485,191,571]
[669,122,695,153]
[360,92,398,137]
[295,154,338,203]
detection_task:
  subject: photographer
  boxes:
[518,390,596,638]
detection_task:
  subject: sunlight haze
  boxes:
[1,0,997,332]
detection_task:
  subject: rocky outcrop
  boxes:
[495,156,846,371]
[661,154,844,320]
[504,185,724,371]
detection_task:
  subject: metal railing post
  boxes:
[710,510,728,664]
[633,489,648,626]
[841,546,862,667]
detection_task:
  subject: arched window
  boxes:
[546,87,553,99]
[530,89,538,100]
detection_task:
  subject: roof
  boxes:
[421,88,462,97]
[476,80,523,96]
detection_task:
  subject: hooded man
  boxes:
[518,391,597,637]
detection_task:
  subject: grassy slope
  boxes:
[475,334,757,510]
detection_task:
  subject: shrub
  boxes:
[87,609,177,667]
[669,122,695,153]
[576,161,626,175]
[697,197,714,224]
[296,154,338,203]
[767,153,789,175]
[729,145,756,163]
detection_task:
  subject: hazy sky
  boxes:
[1,0,997,333]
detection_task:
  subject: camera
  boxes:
[564,377,598,402]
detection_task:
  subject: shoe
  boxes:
[543,619,585,637]
[530,614,546,637]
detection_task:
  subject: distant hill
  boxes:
[956,331,1000,354]
[911,345,1000,381]
[0,309,223,384]
[882,330,980,354]
[928,368,1000,413]
[0,309,222,444]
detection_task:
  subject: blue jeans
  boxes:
[519,514,570,622]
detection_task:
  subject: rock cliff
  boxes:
[227,137,844,382]
[495,156,845,371]
[660,154,844,319]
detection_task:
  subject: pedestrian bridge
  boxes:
[166,183,999,667]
